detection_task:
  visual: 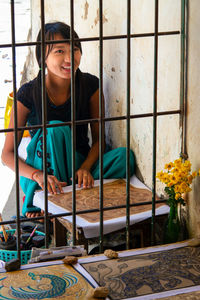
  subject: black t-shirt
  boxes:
[16,69,99,156]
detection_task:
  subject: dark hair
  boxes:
[36,21,82,67]
[33,22,82,123]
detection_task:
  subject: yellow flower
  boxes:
[157,158,198,203]
[170,174,178,182]
[174,158,182,167]
[181,166,190,174]
[167,174,178,186]
[171,167,179,173]
[164,162,174,170]
[163,173,170,183]
[174,185,181,193]
[156,171,165,180]
[179,182,189,193]
[183,160,191,169]
[187,175,193,184]
[174,172,182,180]
[179,171,187,179]
[192,171,197,178]
[175,193,181,200]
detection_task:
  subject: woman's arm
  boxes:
[76,88,105,188]
[1,101,34,177]
[1,101,66,195]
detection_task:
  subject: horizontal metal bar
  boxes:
[0,109,181,134]
[0,198,167,226]
[0,30,180,48]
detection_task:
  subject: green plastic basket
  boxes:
[0,229,45,265]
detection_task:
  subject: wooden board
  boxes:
[49,179,162,223]
[0,263,95,299]
[78,245,200,299]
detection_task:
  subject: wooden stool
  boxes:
[52,215,170,251]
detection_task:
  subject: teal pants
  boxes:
[20,121,135,215]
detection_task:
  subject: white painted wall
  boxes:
[186,0,200,237]
[28,0,200,236]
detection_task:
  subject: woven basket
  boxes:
[0,229,45,265]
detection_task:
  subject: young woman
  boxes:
[1,22,135,218]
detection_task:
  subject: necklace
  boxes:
[46,87,57,106]
[46,87,70,106]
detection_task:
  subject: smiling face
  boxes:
[45,33,82,80]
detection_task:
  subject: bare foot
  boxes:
[25,210,54,223]
[26,210,44,222]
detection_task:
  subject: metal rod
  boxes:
[10,0,21,264]
[180,0,188,159]
[0,109,182,134]
[70,0,76,246]
[0,197,168,226]
[151,0,159,245]
[125,0,131,250]
[40,0,49,247]
[1,108,182,133]
[183,0,188,156]
[99,0,104,253]
[0,30,181,49]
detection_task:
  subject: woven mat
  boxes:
[79,246,200,300]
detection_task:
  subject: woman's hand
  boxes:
[32,170,67,194]
[75,168,94,189]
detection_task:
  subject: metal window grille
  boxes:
[0,0,188,263]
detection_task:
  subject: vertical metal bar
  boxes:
[180,0,187,157]
[70,0,76,245]
[10,0,21,263]
[40,0,49,247]
[183,0,188,156]
[151,0,159,245]
[126,0,131,250]
[99,0,104,253]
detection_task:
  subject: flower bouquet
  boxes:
[157,158,198,243]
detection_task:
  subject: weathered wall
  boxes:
[186,0,200,237]
[27,0,200,236]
